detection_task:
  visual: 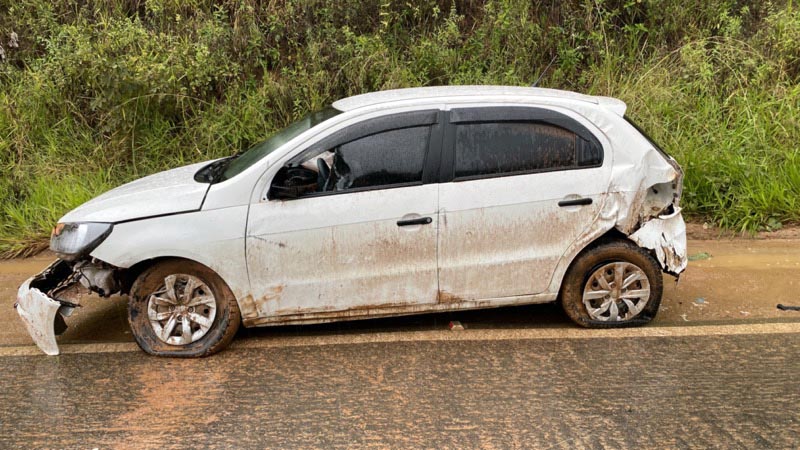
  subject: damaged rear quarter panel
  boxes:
[582,105,686,268]
[544,105,687,292]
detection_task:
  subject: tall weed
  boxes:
[0,0,798,255]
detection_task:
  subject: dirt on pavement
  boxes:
[1,236,799,349]
[658,239,800,325]
[686,222,800,240]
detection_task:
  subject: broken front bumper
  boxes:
[14,260,78,356]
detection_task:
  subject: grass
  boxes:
[0,0,798,256]
[606,36,800,232]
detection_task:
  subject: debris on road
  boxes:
[688,252,712,261]
[449,321,465,331]
[777,304,800,311]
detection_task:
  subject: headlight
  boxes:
[50,222,113,261]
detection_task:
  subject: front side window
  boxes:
[454,121,601,179]
[332,126,430,190]
[269,125,431,199]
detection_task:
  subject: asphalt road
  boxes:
[5,238,800,350]
[2,239,800,448]
[1,328,798,449]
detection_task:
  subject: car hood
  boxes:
[60,160,215,223]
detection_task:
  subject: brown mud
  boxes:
[658,239,800,325]
[1,236,799,348]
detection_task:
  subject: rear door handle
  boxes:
[558,198,593,207]
[397,216,433,227]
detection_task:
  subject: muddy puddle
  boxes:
[658,240,800,325]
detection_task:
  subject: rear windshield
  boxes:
[221,106,342,181]
[624,116,673,159]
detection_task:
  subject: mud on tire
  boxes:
[128,259,240,357]
[560,239,663,328]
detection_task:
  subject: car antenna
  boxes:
[531,55,557,87]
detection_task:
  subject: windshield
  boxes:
[221,106,342,181]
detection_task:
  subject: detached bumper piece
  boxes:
[14,260,81,355]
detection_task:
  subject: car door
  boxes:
[245,110,444,318]
[437,106,611,301]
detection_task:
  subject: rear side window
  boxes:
[454,121,601,179]
[333,125,430,190]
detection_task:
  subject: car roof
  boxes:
[332,85,626,115]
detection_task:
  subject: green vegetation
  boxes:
[1,0,799,256]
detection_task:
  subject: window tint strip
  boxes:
[290,109,439,165]
[453,121,582,179]
[449,106,599,144]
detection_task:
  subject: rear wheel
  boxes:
[128,260,240,357]
[560,240,663,328]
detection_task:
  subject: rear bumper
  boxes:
[630,208,688,275]
[14,260,78,356]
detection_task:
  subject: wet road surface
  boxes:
[3,239,800,349]
[1,332,798,448]
[2,239,800,448]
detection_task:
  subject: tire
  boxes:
[128,259,240,357]
[560,240,663,328]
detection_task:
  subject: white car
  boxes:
[15,86,687,357]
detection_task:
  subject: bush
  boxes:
[0,0,798,256]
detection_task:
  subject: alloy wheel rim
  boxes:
[147,274,217,345]
[582,262,650,321]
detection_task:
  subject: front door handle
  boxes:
[558,198,593,207]
[397,216,433,227]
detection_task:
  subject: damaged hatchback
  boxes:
[15,86,687,357]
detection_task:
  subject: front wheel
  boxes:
[560,240,663,328]
[128,260,240,357]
